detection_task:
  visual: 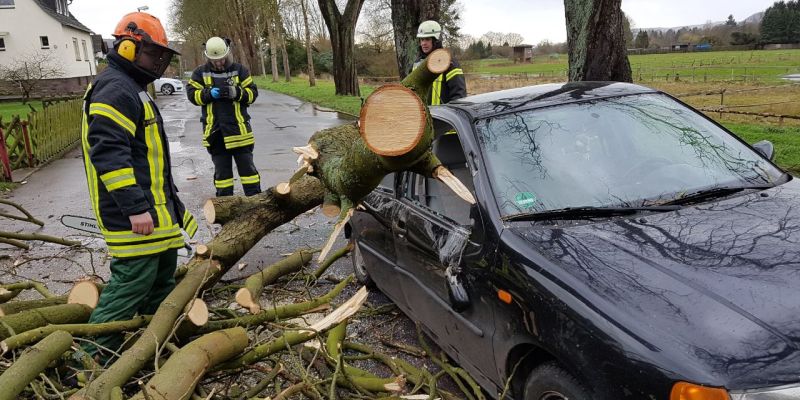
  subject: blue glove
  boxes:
[210,87,221,99]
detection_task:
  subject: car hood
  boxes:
[508,180,800,390]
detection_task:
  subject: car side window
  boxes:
[403,121,475,225]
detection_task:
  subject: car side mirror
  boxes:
[445,265,470,312]
[753,140,774,161]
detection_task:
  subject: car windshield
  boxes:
[475,93,785,217]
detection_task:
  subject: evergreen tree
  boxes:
[725,14,737,26]
[760,0,800,44]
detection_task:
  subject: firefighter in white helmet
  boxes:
[413,20,466,105]
[186,36,261,196]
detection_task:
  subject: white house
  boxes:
[0,0,96,96]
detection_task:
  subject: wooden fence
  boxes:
[0,98,82,181]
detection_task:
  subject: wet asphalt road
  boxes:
[0,90,355,295]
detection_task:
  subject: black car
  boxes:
[346,82,800,400]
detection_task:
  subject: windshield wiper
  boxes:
[503,205,682,222]
[661,185,773,206]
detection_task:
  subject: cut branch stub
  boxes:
[359,84,427,157]
[184,298,209,327]
[67,280,101,309]
[235,249,314,314]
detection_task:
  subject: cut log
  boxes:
[130,327,248,400]
[360,84,428,157]
[0,303,92,340]
[0,330,73,400]
[0,288,21,303]
[185,298,209,327]
[67,280,101,309]
[235,249,315,314]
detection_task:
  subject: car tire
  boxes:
[161,84,174,95]
[524,362,590,400]
[351,240,375,288]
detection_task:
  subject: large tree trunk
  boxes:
[564,0,632,82]
[0,331,73,400]
[390,0,442,79]
[318,0,365,96]
[301,0,317,86]
[266,2,281,83]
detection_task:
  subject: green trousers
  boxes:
[84,249,178,358]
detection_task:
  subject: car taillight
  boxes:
[671,382,730,400]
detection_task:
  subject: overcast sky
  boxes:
[69,0,776,44]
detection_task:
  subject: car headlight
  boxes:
[729,383,800,399]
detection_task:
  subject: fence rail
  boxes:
[0,97,82,181]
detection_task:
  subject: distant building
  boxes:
[512,44,533,63]
[0,0,96,97]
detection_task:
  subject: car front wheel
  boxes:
[524,362,590,400]
[351,240,375,288]
[161,84,174,95]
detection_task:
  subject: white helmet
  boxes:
[204,36,230,60]
[417,20,442,39]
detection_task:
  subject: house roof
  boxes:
[32,0,93,34]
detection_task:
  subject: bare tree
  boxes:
[301,0,316,86]
[358,0,394,53]
[0,51,64,103]
[318,0,366,96]
[505,32,524,46]
[564,0,632,82]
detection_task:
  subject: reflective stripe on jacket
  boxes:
[81,65,197,258]
[413,55,467,105]
[186,62,258,150]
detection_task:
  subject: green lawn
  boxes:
[724,122,800,174]
[0,101,42,123]
[463,49,800,83]
[254,76,375,117]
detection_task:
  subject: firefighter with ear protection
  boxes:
[413,20,467,105]
[79,11,198,361]
[186,36,260,197]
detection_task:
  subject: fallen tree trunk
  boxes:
[130,327,249,400]
[0,330,73,400]
[0,303,92,340]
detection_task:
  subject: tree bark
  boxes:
[564,0,632,82]
[0,303,92,340]
[0,295,67,316]
[1,316,151,355]
[301,0,317,86]
[130,327,249,400]
[318,0,366,96]
[236,249,315,314]
[390,0,443,79]
[0,330,73,400]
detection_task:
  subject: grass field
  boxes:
[0,101,42,123]
[254,77,374,117]
[463,49,800,83]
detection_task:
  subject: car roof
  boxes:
[442,81,659,119]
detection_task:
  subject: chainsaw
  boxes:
[60,215,193,256]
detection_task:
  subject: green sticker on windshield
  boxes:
[514,192,537,208]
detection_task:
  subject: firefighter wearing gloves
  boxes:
[79,11,198,361]
[187,36,260,197]
[413,20,467,105]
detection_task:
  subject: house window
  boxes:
[73,38,80,60]
[0,0,14,9]
[0,38,5,51]
[81,40,89,61]
[40,36,49,49]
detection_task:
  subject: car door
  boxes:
[349,173,406,303]
[393,125,499,387]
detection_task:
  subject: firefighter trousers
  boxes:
[83,249,178,360]
[211,148,261,197]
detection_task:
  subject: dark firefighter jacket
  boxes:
[81,58,198,259]
[186,62,258,150]
[414,52,466,105]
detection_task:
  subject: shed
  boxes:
[512,44,533,63]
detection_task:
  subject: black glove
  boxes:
[223,85,241,100]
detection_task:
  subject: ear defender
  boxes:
[117,39,137,62]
